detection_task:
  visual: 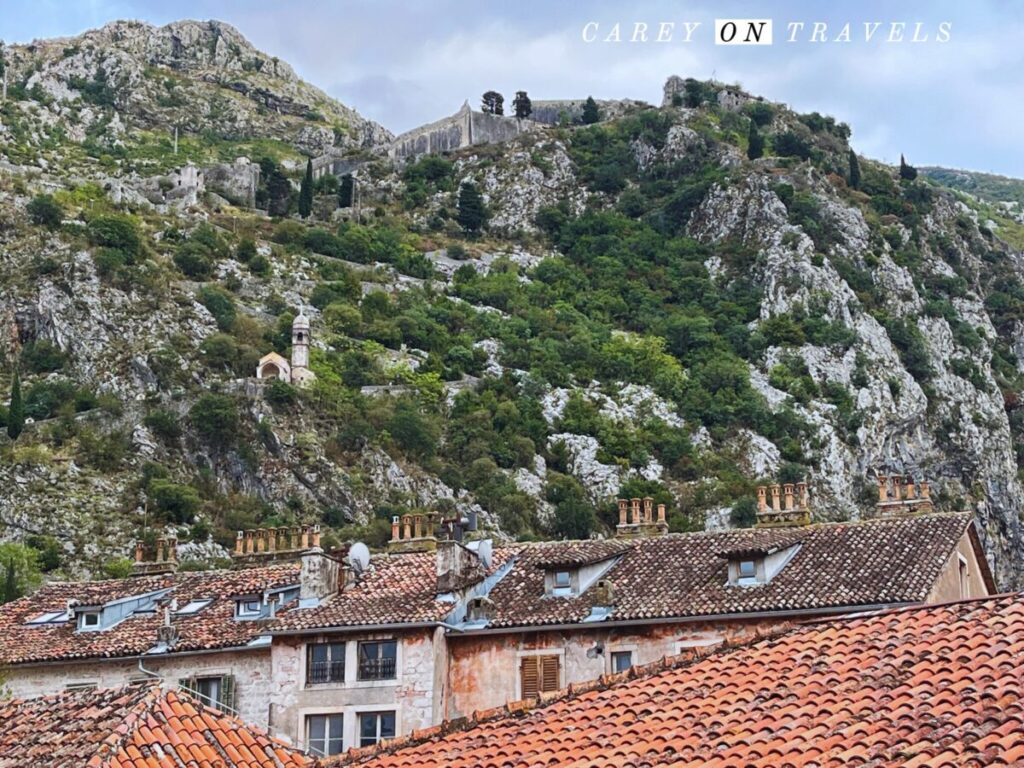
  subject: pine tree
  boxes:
[581,96,600,125]
[848,149,861,189]
[481,91,504,115]
[298,158,314,218]
[513,90,532,119]
[7,368,23,441]
[338,174,354,208]
[457,182,487,234]
[746,123,764,160]
[899,153,918,181]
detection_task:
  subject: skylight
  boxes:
[26,610,69,625]
[176,599,213,615]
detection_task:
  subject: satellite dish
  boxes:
[470,539,493,569]
[348,542,370,574]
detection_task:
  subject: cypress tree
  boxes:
[1,559,17,604]
[899,154,917,181]
[7,368,23,441]
[848,149,861,189]
[338,174,354,208]
[581,96,600,125]
[457,182,487,234]
[746,123,764,160]
[298,158,314,218]
[513,90,532,119]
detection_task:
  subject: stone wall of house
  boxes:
[203,157,260,208]
[2,648,274,728]
[927,530,991,602]
[268,627,443,751]
[444,617,781,719]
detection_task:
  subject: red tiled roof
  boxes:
[479,512,980,628]
[330,592,1024,767]
[0,682,309,767]
[273,548,515,632]
[0,564,299,665]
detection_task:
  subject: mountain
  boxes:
[921,167,1024,206]
[1,25,1023,590]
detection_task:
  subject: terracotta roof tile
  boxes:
[0,564,299,665]
[328,592,1024,767]
[0,682,309,767]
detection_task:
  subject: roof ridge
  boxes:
[796,588,1024,626]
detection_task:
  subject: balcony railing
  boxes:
[307,660,345,684]
[358,656,396,680]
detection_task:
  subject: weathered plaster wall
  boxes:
[268,628,440,751]
[2,649,274,728]
[927,531,992,602]
[445,618,780,719]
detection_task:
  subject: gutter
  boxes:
[443,601,918,637]
[3,641,270,671]
[270,620,446,638]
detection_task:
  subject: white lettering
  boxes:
[937,21,952,42]
[582,22,598,43]
[810,22,828,43]
[888,22,905,43]
[863,22,881,42]
[657,22,675,43]
[834,23,851,43]
[787,22,805,43]
[911,22,928,42]
[631,22,648,43]
[604,23,621,43]
[682,22,702,42]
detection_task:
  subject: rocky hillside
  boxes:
[1,24,1023,589]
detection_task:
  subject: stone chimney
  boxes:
[232,524,321,566]
[388,512,441,553]
[755,482,811,528]
[875,474,934,517]
[615,496,668,538]
[300,547,340,605]
[131,537,178,577]
[435,539,483,593]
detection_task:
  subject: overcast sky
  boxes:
[4,1,1023,176]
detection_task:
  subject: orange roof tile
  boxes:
[0,682,310,767]
[328,592,1024,768]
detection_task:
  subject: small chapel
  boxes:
[255,312,317,387]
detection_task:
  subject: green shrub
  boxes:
[198,285,236,332]
[249,254,271,276]
[27,194,63,229]
[88,214,142,258]
[190,393,240,447]
[236,238,257,263]
[148,478,201,523]
[265,379,297,408]
[76,428,130,471]
[173,242,214,279]
[144,409,181,441]
[20,340,66,373]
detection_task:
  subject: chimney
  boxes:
[436,540,482,593]
[387,512,440,553]
[300,546,340,605]
[232,524,321,566]
[874,474,935,517]
[755,482,811,528]
[131,536,178,577]
[614,496,669,539]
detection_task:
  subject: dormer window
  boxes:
[78,611,101,631]
[236,599,263,619]
[737,559,758,584]
[719,541,803,587]
[554,571,571,593]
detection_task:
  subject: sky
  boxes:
[3,0,1023,176]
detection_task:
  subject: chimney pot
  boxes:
[796,481,808,509]
[783,483,794,511]
[391,516,401,541]
[657,503,666,524]
[770,484,781,511]
[642,497,653,523]
[906,477,916,500]
[878,475,889,502]
[403,515,412,540]
[920,481,930,499]
[618,499,628,527]
[892,476,903,501]
[134,541,145,564]
[630,498,641,525]
[312,524,322,549]
[167,537,177,564]
[235,531,244,556]
[757,486,767,513]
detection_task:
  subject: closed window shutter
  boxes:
[540,655,560,693]
[220,675,237,713]
[520,656,539,699]
[178,676,194,695]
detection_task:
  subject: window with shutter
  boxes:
[220,675,237,713]
[520,654,560,699]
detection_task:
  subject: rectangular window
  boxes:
[307,642,346,684]
[358,640,397,680]
[236,599,262,619]
[306,714,344,757]
[78,611,101,630]
[181,675,236,713]
[520,654,560,699]
[611,650,633,673]
[738,560,756,579]
[554,571,571,588]
[358,711,396,747]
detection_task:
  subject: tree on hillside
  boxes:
[259,157,293,217]
[581,96,600,125]
[298,158,314,218]
[338,173,354,208]
[0,542,42,604]
[848,149,861,189]
[899,153,918,181]
[481,91,504,115]
[7,368,23,441]
[513,90,532,119]
[457,182,487,234]
[27,194,63,229]
[746,123,764,160]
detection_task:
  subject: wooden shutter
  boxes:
[520,655,560,699]
[220,675,237,714]
[520,656,539,699]
[540,655,560,693]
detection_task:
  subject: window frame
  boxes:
[357,639,398,681]
[306,641,346,686]
[235,598,263,619]
[305,713,345,758]
[610,650,633,673]
[358,710,397,748]
[518,652,562,699]
[77,611,101,631]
